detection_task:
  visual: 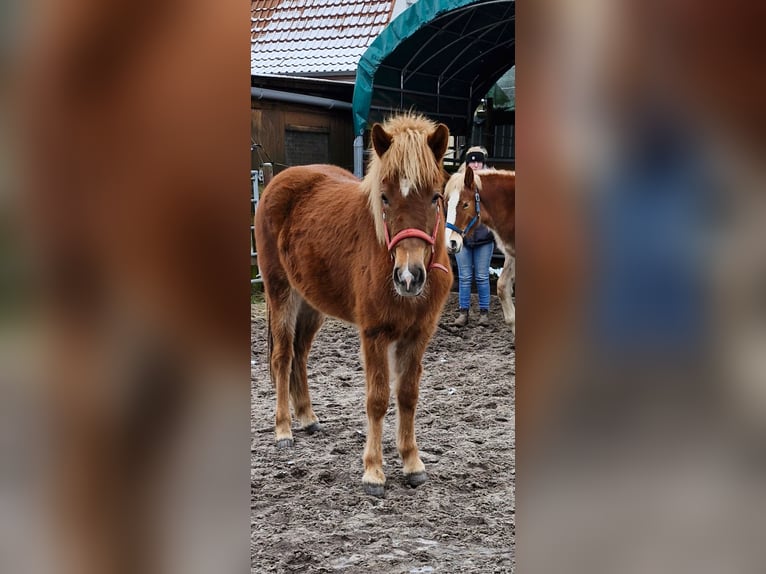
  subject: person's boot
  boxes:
[454,309,469,327]
[478,309,490,326]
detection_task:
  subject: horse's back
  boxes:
[258,164,359,229]
[262,164,358,198]
[255,164,371,321]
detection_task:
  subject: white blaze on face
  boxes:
[445,192,461,248]
[398,253,415,290]
[400,178,412,198]
[446,192,458,227]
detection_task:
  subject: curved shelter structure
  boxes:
[352,0,515,139]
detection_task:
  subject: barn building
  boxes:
[250,0,514,175]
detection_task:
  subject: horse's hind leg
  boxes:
[290,301,325,434]
[498,255,516,333]
[268,287,301,448]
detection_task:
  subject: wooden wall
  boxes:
[251,99,355,174]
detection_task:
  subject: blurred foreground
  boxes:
[517,1,766,572]
[0,1,250,573]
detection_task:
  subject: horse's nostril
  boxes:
[394,266,413,289]
[394,265,425,293]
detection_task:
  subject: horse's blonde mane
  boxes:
[445,168,515,201]
[362,113,446,244]
[444,170,471,201]
[444,168,516,202]
[478,168,515,178]
[474,169,515,192]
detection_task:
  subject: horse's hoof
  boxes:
[362,482,386,498]
[275,438,294,449]
[303,422,322,435]
[405,471,428,487]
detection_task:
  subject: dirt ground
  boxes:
[251,292,515,573]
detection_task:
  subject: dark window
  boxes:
[285,127,329,166]
[494,124,515,159]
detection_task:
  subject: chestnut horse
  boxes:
[254,114,453,497]
[445,167,516,332]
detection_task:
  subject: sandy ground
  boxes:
[251,292,515,573]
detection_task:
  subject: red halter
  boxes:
[382,209,450,274]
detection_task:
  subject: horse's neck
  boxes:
[479,203,497,230]
[477,181,500,229]
[479,178,514,246]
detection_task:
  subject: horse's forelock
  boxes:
[444,171,465,201]
[375,122,444,191]
[363,115,446,244]
[445,169,483,202]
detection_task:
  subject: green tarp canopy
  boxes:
[352,0,515,137]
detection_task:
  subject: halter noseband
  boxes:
[446,188,481,237]
[383,208,450,274]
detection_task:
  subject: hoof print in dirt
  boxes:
[275,438,294,449]
[405,471,428,488]
[363,482,386,498]
[303,422,322,435]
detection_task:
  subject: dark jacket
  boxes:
[465,222,494,247]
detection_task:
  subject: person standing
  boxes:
[453,146,495,327]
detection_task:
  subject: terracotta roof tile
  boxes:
[251,0,395,76]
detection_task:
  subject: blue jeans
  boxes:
[454,241,494,311]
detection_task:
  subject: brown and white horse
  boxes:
[255,113,453,497]
[445,167,516,332]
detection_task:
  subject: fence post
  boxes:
[353,136,363,178]
[262,162,273,187]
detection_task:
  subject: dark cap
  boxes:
[465,151,485,164]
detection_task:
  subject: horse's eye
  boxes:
[381,193,389,206]
[432,193,442,205]
[462,202,469,209]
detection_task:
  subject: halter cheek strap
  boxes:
[383,209,450,274]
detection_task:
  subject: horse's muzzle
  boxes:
[393,264,426,297]
[448,239,462,254]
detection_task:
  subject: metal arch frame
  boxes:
[397,3,515,116]
[354,0,516,134]
[400,9,480,85]
[402,20,512,112]
[443,37,515,89]
[352,0,515,174]
[402,6,514,87]
[390,2,515,127]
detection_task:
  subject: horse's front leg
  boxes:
[394,334,429,487]
[360,334,390,497]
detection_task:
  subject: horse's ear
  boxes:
[464,165,474,189]
[371,123,392,157]
[427,123,449,161]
